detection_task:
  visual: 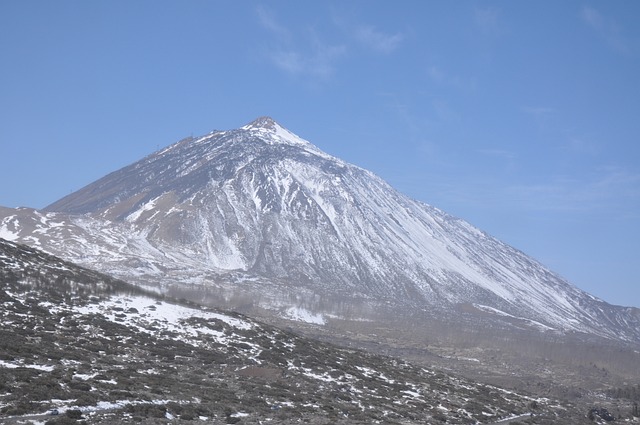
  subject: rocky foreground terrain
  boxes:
[3,239,637,424]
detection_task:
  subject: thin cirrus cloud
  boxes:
[566,137,599,156]
[428,66,477,91]
[506,167,640,215]
[255,5,290,41]
[522,106,557,130]
[255,6,404,79]
[271,41,347,79]
[354,25,404,54]
[474,6,501,34]
[476,148,517,162]
[255,6,346,79]
[580,5,631,55]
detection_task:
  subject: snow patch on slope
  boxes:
[75,295,253,340]
[283,306,326,325]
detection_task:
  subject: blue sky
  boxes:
[1,1,639,307]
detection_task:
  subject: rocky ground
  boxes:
[1,239,638,424]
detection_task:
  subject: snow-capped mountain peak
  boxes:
[2,118,639,345]
[241,116,329,155]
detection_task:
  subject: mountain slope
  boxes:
[2,238,587,424]
[2,117,639,344]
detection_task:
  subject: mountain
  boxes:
[3,238,594,424]
[2,116,638,347]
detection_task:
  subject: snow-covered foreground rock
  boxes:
[2,238,599,424]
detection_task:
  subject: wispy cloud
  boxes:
[255,6,346,80]
[419,163,640,223]
[477,148,517,162]
[566,137,599,156]
[428,65,477,91]
[522,106,557,129]
[255,6,290,41]
[592,166,640,198]
[256,8,405,80]
[427,66,445,83]
[507,167,640,215]
[431,99,459,123]
[270,50,303,75]
[354,25,404,54]
[581,6,631,55]
[474,6,502,35]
